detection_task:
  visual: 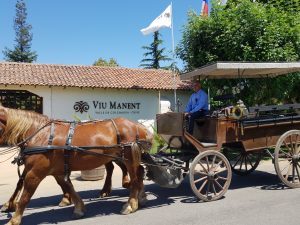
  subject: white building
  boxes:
[0,62,191,129]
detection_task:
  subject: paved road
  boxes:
[1,157,300,225]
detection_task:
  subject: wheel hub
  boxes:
[292,154,300,162]
[207,171,215,180]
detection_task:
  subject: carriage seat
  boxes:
[243,103,300,127]
[240,114,300,127]
[199,142,218,148]
[248,103,300,115]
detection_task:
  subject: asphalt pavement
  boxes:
[1,152,300,225]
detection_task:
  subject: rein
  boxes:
[21,141,151,160]
[22,144,131,161]
[0,149,19,163]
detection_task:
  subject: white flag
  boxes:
[140,5,172,35]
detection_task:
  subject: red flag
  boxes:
[201,0,209,16]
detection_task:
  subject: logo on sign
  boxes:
[74,101,89,113]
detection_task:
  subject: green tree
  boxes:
[93,58,119,67]
[3,0,37,62]
[245,0,300,12]
[177,0,300,105]
[140,31,171,69]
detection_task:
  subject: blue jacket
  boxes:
[185,89,208,113]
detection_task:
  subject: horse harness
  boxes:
[13,119,150,181]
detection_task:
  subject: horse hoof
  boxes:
[0,204,9,212]
[58,198,72,207]
[122,182,130,189]
[120,203,133,215]
[5,219,20,225]
[1,203,14,212]
[100,188,111,198]
[99,191,110,198]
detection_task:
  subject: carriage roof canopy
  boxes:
[180,62,300,80]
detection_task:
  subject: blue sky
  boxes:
[0,0,203,69]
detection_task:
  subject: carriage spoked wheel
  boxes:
[223,147,261,176]
[189,150,232,201]
[274,130,300,188]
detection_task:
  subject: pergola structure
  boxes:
[180,62,300,80]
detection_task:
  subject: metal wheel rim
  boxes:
[189,150,232,201]
[274,130,300,188]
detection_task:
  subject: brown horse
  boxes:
[1,121,132,212]
[0,106,152,225]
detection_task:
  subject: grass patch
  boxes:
[150,138,161,154]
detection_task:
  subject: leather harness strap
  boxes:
[64,122,76,181]
[48,122,55,146]
[16,119,151,179]
[136,124,140,141]
[110,119,121,145]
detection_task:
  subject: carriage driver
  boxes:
[184,80,209,134]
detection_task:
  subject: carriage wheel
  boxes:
[189,150,232,201]
[274,130,300,188]
[223,147,261,176]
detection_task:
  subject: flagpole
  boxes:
[171,1,177,112]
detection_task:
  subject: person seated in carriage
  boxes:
[184,80,209,134]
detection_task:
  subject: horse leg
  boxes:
[99,162,114,198]
[100,161,130,198]
[54,175,72,207]
[120,162,144,215]
[115,161,130,189]
[6,170,45,225]
[54,175,85,219]
[137,165,147,207]
[0,175,24,212]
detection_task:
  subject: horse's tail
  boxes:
[137,123,153,152]
[145,128,154,146]
[131,142,141,165]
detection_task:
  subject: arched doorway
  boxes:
[0,90,43,113]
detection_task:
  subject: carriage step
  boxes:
[200,142,218,148]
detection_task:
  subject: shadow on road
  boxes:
[0,189,128,225]
[0,169,289,224]
[229,169,288,191]
[0,185,182,225]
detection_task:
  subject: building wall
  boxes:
[160,90,191,113]
[0,85,190,125]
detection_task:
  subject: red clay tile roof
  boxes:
[0,62,190,90]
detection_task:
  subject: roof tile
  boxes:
[0,62,190,90]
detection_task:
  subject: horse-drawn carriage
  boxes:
[147,62,300,201]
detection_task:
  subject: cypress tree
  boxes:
[3,0,37,62]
